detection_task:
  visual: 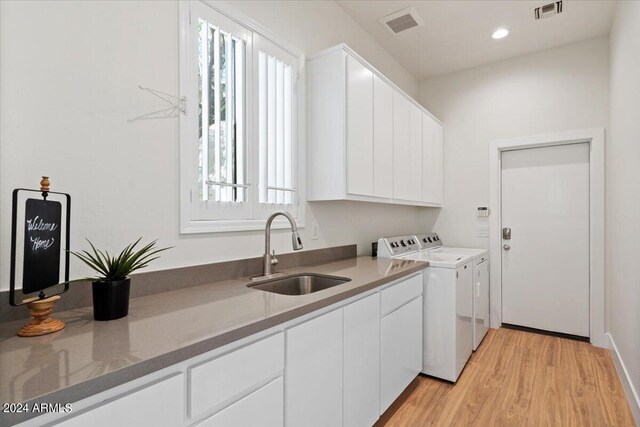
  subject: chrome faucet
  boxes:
[252,211,303,281]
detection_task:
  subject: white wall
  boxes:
[0,0,432,290]
[418,36,609,249]
[228,0,418,97]
[608,0,640,417]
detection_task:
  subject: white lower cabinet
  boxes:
[188,332,284,418]
[40,274,426,427]
[286,308,344,427]
[343,293,380,427]
[57,374,184,427]
[195,377,283,427]
[380,297,423,414]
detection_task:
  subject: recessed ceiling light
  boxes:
[492,28,509,39]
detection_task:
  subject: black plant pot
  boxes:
[92,278,130,321]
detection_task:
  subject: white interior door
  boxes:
[501,143,590,337]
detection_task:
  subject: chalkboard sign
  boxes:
[22,198,62,294]
[10,179,70,306]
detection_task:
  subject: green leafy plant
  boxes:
[70,238,172,282]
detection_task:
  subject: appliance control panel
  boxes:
[415,232,442,250]
[376,235,421,258]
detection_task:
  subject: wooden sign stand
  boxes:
[18,295,65,337]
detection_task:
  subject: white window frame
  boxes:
[179,0,306,234]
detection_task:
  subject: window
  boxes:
[180,1,304,233]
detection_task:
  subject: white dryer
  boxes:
[414,234,490,351]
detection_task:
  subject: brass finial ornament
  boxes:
[40,176,50,192]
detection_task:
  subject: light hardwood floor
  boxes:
[376,327,635,427]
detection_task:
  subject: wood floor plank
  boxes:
[375,328,636,427]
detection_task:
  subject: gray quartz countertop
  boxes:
[0,256,427,424]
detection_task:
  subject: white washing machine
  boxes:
[377,234,474,382]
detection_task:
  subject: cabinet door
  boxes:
[421,114,435,203]
[58,374,183,427]
[409,104,423,201]
[474,260,490,350]
[392,92,411,201]
[373,75,393,199]
[344,294,380,427]
[433,122,444,204]
[380,297,422,414]
[196,378,283,427]
[455,262,473,378]
[286,309,343,427]
[346,54,374,196]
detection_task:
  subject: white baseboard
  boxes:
[607,333,640,426]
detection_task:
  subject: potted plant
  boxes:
[70,238,171,321]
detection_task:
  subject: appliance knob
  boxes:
[427,237,432,242]
[400,240,406,247]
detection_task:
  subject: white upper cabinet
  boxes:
[392,92,411,201]
[308,44,443,207]
[373,75,394,199]
[409,104,423,202]
[346,55,374,196]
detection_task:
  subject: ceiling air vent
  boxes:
[534,1,563,20]
[379,7,424,35]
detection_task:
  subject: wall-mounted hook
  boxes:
[128,85,186,123]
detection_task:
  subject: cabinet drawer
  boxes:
[57,374,183,427]
[380,274,422,316]
[189,333,284,418]
[195,377,283,427]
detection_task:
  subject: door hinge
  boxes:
[190,189,193,203]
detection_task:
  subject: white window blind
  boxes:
[197,17,246,203]
[258,50,295,205]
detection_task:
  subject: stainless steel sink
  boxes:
[247,273,351,296]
